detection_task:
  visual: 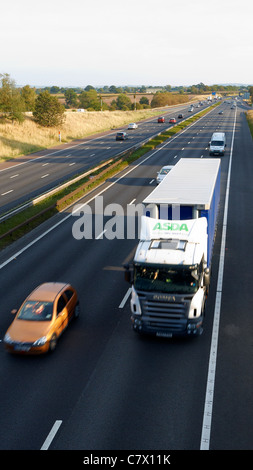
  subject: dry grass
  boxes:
[246,109,253,138]
[0,108,179,162]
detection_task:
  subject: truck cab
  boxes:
[129,217,209,337]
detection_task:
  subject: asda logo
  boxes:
[152,222,189,232]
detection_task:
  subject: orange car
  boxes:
[4,282,79,354]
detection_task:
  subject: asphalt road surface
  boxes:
[0,99,252,453]
[0,101,211,215]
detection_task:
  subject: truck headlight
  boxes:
[130,287,142,315]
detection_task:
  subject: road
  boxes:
[0,101,211,215]
[0,99,252,452]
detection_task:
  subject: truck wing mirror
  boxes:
[123,263,132,284]
[204,268,210,287]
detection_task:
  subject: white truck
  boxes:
[125,158,221,337]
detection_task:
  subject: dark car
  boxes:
[178,113,183,119]
[116,132,128,141]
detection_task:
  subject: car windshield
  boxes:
[134,264,198,294]
[17,301,53,321]
[160,168,170,175]
[211,140,224,146]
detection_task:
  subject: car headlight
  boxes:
[4,333,13,344]
[33,336,47,347]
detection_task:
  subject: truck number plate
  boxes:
[156,332,172,338]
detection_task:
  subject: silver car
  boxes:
[156,165,174,184]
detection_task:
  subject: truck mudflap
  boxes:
[131,291,204,337]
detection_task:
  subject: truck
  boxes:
[125,158,220,337]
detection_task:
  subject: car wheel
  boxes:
[74,302,80,319]
[49,334,57,352]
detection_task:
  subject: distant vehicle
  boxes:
[158,116,165,123]
[178,114,183,119]
[128,123,138,130]
[4,283,79,354]
[188,107,193,112]
[218,111,223,114]
[116,132,128,140]
[209,132,226,156]
[156,165,174,184]
[169,118,176,123]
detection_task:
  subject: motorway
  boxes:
[0,99,253,452]
[0,101,211,215]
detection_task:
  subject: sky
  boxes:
[1,0,252,88]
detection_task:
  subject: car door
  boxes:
[55,294,68,336]
[64,288,76,321]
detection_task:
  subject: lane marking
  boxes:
[10,174,19,178]
[41,174,49,179]
[200,107,237,450]
[1,190,13,196]
[40,420,62,450]
[96,229,107,240]
[119,288,132,308]
[149,179,155,184]
[129,198,136,205]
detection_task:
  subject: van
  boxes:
[209,132,226,156]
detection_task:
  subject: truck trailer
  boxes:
[125,158,221,337]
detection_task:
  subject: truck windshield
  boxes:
[211,140,224,146]
[134,264,198,294]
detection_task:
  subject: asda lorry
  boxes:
[125,158,220,337]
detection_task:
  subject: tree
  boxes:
[33,90,65,127]
[0,73,25,122]
[249,87,253,103]
[21,85,36,111]
[64,89,78,108]
[78,89,100,110]
[139,96,149,106]
[116,94,132,110]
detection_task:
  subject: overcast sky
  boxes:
[1,0,252,87]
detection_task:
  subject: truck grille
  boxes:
[138,291,191,332]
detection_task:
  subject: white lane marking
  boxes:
[41,174,49,178]
[96,229,107,240]
[149,179,155,184]
[129,199,136,205]
[1,190,13,196]
[10,174,19,178]
[119,288,132,308]
[69,162,76,166]
[200,107,237,451]
[40,420,62,450]
[42,163,49,166]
